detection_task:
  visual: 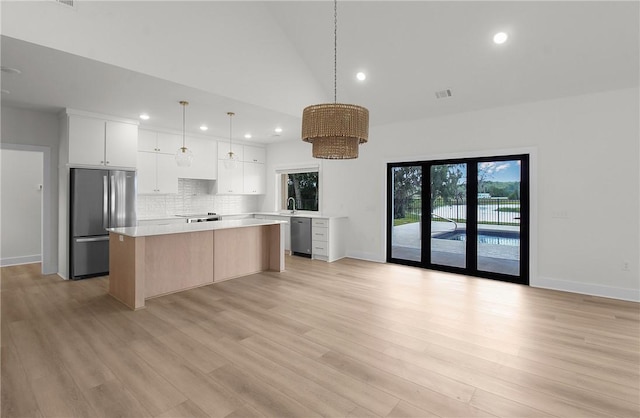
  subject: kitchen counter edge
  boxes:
[108,219,287,238]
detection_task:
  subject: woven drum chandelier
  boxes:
[301,0,369,159]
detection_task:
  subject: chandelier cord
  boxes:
[182,103,186,148]
[228,112,234,153]
[334,0,337,104]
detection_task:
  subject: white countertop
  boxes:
[109,219,287,238]
[253,212,347,219]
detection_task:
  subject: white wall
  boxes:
[1,106,60,273]
[264,88,640,301]
[0,149,43,265]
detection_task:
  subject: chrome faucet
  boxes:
[287,197,296,213]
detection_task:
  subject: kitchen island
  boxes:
[107,219,286,310]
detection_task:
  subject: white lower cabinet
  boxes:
[137,151,178,194]
[311,217,347,262]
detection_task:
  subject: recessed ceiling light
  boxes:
[356,72,366,81]
[200,125,209,131]
[274,127,283,133]
[244,133,252,139]
[0,66,21,75]
[139,113,150,120]
[493,32,508,44]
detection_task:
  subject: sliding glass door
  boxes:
[387,154,529,285]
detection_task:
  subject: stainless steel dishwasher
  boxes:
[291,217,312,257]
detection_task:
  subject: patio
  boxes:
[391,221,520,275]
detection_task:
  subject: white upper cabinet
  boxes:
[68,114,137,168]
[137,151,178,194]
[243,145,266,163]
[156,132,181,154]
[68,116,105,166]
[217,161,244,194]
[243,162,265,194]
[138,130,180,154]
[178,136,217,180]
[218,141,243,163]
[138,129,158,152]
[105,121,137,168]
[216,143,267,195]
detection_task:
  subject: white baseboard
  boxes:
[533,276,640,302]
[0,255,42,267]
[346,251,385,263]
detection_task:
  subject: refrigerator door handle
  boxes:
[76,236,110,243]
[102,175,109,229]
[110,174,116,228]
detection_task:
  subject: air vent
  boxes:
[53,0,75,8]
[435,89,452,99]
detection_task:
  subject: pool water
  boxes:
[435,230,520,246]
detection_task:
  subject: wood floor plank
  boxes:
[210,363,322,418]
[156,400,210,418]
[81,379,152,418]
[385,400,438,418]
[239,334,400,417]
[1,342,43,418]
[130,337,243,417]
[30,366,97,418]
[318,350,495,417]
[64,314,187,416]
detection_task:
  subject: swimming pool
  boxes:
[434,230,520,246]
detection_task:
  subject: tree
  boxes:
[430,164,465,209]
[393,167,421,219]
[287,173,319,211]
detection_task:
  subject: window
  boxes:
[280,171,319,211]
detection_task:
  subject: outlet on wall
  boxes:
[622,261,630,271]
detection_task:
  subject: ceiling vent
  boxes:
[53,0,76,9]
[435,89,452,99]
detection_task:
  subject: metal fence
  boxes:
[396,198,521,225]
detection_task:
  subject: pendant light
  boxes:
[301,0,369,159]
[175,100,193,167]
[223,112,239,169]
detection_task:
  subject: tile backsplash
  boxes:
[137,179,260,218]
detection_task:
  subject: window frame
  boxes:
[275,164,321,214]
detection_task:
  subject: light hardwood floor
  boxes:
[2,257,639,417]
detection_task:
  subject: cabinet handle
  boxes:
[105,161,110,164]
[100,160,104,164]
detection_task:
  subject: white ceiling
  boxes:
[1,1,638,144]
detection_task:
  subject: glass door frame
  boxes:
[386,154,530,285]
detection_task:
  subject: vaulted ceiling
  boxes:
[2,1,638,144]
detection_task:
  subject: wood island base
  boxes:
[108,222,285,310]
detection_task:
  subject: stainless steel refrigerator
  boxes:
[70,168,136,279]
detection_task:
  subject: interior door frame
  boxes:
[387,153,530,285]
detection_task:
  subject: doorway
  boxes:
[387,154,530,285]
[0,144,53,274]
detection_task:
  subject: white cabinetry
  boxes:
[217,143,266,195]
[243,162,265,194]
[311,217,347,262]
[138,130,180,154]
[243,146,266,163]
[68,114,137,168]
[178,136,217,180]
[137,129,178,194]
